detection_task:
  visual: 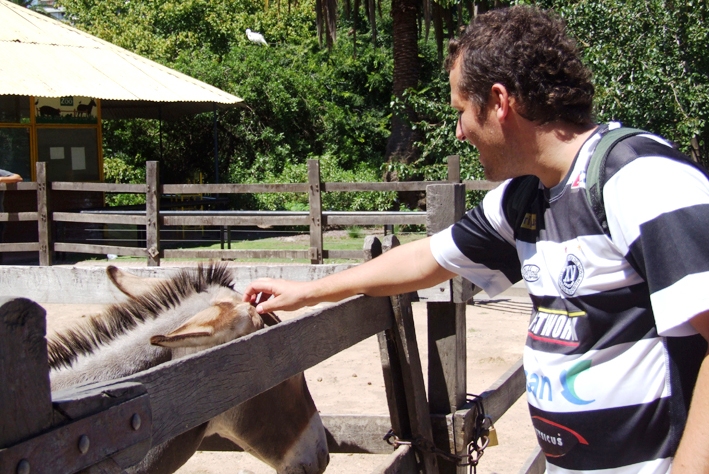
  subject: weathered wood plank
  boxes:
[425,184,469,474]
[0,182,37,191]
[324,249,367,260]
[1,387,151,474]
[371,445,418,474]
[162,215,310,226]
[324,214,427,226]
[0,242,40,252]
[367,237,412,451]
[51,182,147,193]
[163,249,310,260]
[322,181,449,192]
[146,161,160,266]
[308,160,323,264]
[0,212,39,222]
[53,243,148,257]
[384,241,439,474]
[51,296,394,448]
[0,265,452,305]
[0,298,53,448]
[519,447,545,474]
[36,162,51,266]
[317,414,394,454]
[53,212,147,225]
[200,414,395,454]
[447,156,460,183]
[426,302,467,413]
[161,183,309,194]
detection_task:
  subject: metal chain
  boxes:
[383,395,492,473]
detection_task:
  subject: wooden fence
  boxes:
[0,158,498,266]
[0,242,544,474]
[0,158,546,473]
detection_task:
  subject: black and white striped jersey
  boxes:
[431,123,709,473]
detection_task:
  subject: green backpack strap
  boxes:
[585,127,646,234]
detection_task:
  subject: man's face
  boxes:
[449,60,520,182]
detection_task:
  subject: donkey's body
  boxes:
[48,264,328,474]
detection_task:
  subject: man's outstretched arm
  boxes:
[243,236,456,313]
[0,173,22,184]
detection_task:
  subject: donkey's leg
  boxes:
[126,423,208,474]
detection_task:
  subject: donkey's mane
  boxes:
[47,263,234,370]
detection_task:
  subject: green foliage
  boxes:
[62,0,402,211]
[538,0,709,167]
[61,0,709,217]
[103,154,146,206]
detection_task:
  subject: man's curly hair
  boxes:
[445,6,594,126]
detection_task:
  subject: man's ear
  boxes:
[491,83,511,121]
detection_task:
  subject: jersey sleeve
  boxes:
[604,155,709,336]
[430,181,521,297]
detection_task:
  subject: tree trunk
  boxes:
[385,0,423,209]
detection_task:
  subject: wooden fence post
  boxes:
[446,156,460,183]
[36,162,52,266]
[366,236,411,443]
[0,298,53,452]
[308,160,323,264]
[146,161,160,267]
[379,235,440,474]
[425,183,468,474]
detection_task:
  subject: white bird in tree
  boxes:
[246,29,268,46]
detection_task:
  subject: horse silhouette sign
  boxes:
[35,96,97,124]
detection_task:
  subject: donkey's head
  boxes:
[51,263,328,474]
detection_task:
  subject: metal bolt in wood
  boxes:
[78,435,90,454]
[131,413,142,431]
[16,459,30,474]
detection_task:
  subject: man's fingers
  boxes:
[243,278,275,302]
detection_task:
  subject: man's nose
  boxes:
[455,115,466,141]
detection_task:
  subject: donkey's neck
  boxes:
[49,294,216,391]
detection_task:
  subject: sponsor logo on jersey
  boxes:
[528,307,584,347]
[520,213,537,230]
[521,264,540,282]
[526,358,594,405]
[558,254,584,296]
[531,416,589,458]
[560,360,595,405]
[571,170,586,189]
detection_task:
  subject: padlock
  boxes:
[486,424,499,447]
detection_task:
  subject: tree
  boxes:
[538,0,709,168]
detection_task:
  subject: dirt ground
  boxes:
[43,290,537,474]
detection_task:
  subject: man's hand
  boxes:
[243,278,314,314]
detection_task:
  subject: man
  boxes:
[244,6,709,473]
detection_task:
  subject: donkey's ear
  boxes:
[107,266,168,299]
[150,302,264,349]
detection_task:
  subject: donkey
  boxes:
[76,99,97,117]
[48,263,329,474]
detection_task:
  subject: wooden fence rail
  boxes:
[0,157,499,266]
